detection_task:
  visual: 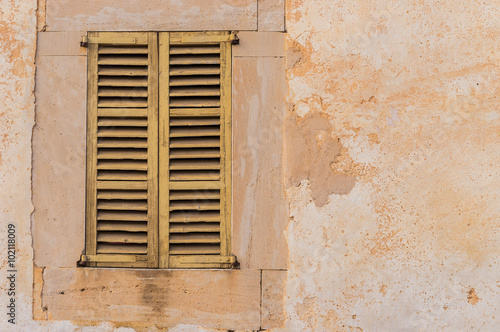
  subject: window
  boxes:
[80,31,235,268]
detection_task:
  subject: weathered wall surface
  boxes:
[2,0,500,331]
[283,0,500,330]
[0,0,38,330]
[26,0,288,331]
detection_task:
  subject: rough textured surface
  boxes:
[258,0,285,31]
[2,0,500,331]
[37,32,86,56]
[284,0,500,330]
[42,268,261,329]
[261,270,286,329]
[0,0,38,330]
[33,55,86,268]
[46,0,257,31]
[233,31,285,57]
[232,55,288,270]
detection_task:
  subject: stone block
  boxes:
[33,56,87,268]
[42,268,261,329]
[37,32,87,56]
[261,270,286,329]
[233,31,285,57]
[46,0,258,31]
[232,57,288,270]
[258,0,285,31]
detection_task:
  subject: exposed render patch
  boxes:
[285,111,356,207]
[467,288,480,305]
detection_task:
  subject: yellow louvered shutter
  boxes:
[158,32,233,268]
[83,31,234,268]
[84,32,158,267]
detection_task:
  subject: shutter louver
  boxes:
[159,32,232,268]
[85,32,158,267]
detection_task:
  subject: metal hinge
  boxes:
[80,36,88,48]
[230,32,239,45]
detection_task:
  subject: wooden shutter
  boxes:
[84,32,158,267]
[159,32,233,268]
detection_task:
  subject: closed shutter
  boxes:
[84,32,158,267]
[159,32,233,268]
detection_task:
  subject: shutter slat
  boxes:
[98,210,147,221]
[97,171,147,181]
[97,149,147,160]
[98,87,148,98]
[170,117,220,126]
[98,128,147,138]
[170,45,220,54]
[169,181,220,190]
[170,86,220,97]
[169,233,220,243]
[170,108,220,117]
[169,190,220,200]
[169,200,220,211]
[169,211,220,222]
[169,244,220,255]
[98,66,148,76]
[170,223,220,233]
[169,97,220,108]
[97,181,147,190]
[97,138,148,148]
[98,108,148,117]
[97,190,148,200]
[98,55,148,66]
[169,148,220,158]
[170,54,220,65]
[170,137,220,148]
[98,232,148,243]
[170,66,220,76]
[97,200,148,211]
[170,76,220,86]
[98,118,148,127]
[98,98,148,108]
[170,159,220,170]
[170,171,220,181]
[170,126,220,137]
[97,243,147,254]
[97,221,148,232]
[97,160,147,170]
[98,77,148,87]
[99,46,148,54]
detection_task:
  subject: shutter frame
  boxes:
[159,31,233,269]
[85,31,233,269]
[85,32,159,268]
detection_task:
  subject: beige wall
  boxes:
[283,0,500,330]
[1,0,499,331]
[28,0,288,330]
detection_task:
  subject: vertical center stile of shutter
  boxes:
[158,32,170,268]
[146,32,159,268]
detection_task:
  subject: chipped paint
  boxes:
[283,0,500,330]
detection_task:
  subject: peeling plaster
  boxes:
[283,0,500,330]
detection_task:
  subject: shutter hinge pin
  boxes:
[230,32,239,45]
[81,36,88,48]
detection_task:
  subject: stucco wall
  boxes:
[0,0,499,331]
[283,0,499,330]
